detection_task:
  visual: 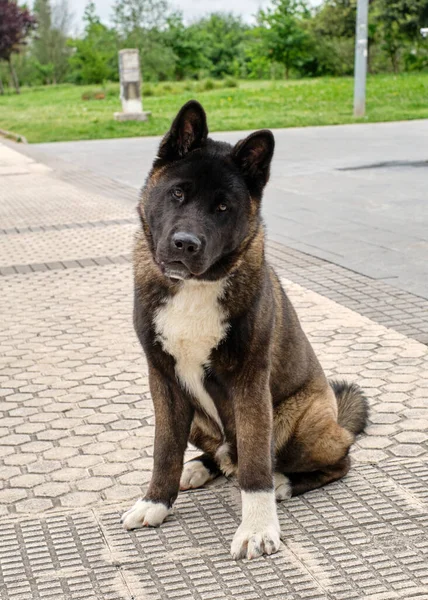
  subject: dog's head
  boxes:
[139,100,274,281]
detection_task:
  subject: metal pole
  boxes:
[354,0,369,118]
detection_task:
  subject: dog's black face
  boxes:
[141,101,275,281]
[146,152,252,280]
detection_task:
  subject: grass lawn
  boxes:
[0,73,427,143]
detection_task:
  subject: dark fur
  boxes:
[132,100,368,510]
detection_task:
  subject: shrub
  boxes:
[81,90,106,100]
[224,77,238,88]
[196,78,215,91]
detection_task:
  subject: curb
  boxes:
[0,127,28,144]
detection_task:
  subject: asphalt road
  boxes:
[34,119,428,299]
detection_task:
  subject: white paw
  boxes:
[121,499,169,530]
[231,522,281,560]
[274,473,292,502]
[231,490,281,560]
[180,460,215,490]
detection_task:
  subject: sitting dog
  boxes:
[121,100,368,560]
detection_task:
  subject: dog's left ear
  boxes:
[156,100,208,165]
[232,130,275,193]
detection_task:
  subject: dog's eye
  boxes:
[172,188,183,200]
[217,203,228,212]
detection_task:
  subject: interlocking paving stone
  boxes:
[0,461,427,600]
[1,262,427,516]
[0,224,135,267]
[6,138,139,205]
[0,170,134,231]
[267,241,428,346]
[0,217,137,236]
[1,141,428,599]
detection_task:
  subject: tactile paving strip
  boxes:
[0,461,427,600]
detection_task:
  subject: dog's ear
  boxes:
[155,100,208,165]
[232,130,274,193]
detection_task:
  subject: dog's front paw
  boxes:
[231,490,281,560]
[121,499,169,530]
[231,523,281,560]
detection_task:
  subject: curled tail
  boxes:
[330,379,369,436]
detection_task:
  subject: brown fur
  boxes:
[134,222,366,496]
[132,100,368,510]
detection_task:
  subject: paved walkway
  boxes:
[32,120,428,299]
[0,141,427,600]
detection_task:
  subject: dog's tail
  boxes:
[330,379,369,436]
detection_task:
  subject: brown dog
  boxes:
[121,100,368,560]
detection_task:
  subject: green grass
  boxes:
[0,74,427,144]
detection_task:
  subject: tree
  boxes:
[259,0,311,79]
[0,0,37,93]
[306,0,358,76]
[164,13,208,80]
[32,0,72,84]
[186,13,248,78]
[374,1,405,72]
[68,1,118,84]
[112,0,169,40]
[373,0,428,73]
[312,0,357,39]
[112,0,176,81]
[238,26,274,79]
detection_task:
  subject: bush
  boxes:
[143,84,154,97]
[304,36,355,77]
[224,77,238,88]
[81,90,106,100]
[404,43,428,73]
[196,78,215,92]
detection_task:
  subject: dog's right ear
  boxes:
[155,100,208,166]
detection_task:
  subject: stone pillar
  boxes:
[114,49,151,122]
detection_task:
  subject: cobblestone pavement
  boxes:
[0,142,427,600]
[266,242,428,346]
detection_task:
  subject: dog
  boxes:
[121,100,368,560]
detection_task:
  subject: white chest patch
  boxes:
[153,278,229,431]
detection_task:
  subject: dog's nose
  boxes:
[172,232,202,255]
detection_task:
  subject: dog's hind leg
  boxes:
[274,385,355,499]
[274,472,292,501]
[286,455,351,497]
[180,453,221,490]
